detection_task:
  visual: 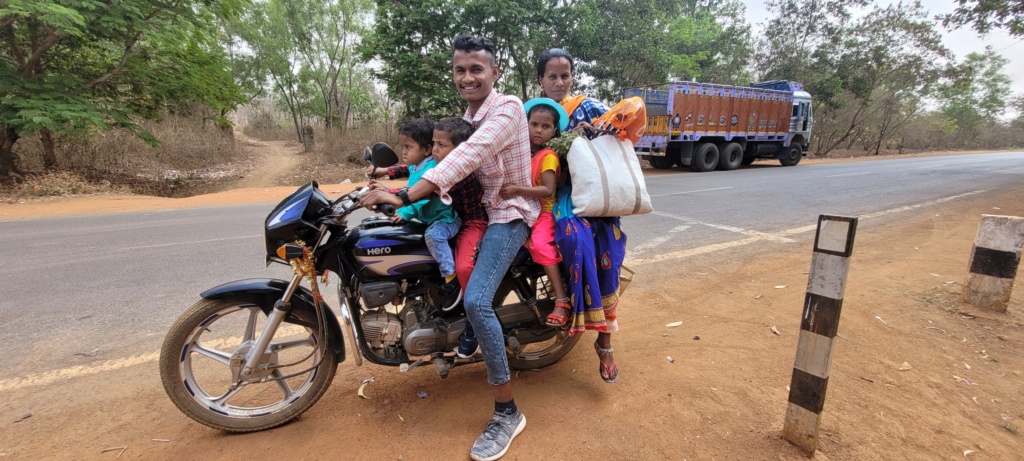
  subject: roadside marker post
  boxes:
[783,215,858,457]
[961,215,1024,312]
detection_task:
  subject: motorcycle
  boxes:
[158,144,579,432]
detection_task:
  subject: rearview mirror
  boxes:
[370,142,399,168]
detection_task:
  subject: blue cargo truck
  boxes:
[622,80,813,171]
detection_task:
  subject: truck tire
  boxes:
[779,144,803,166]
[690,142,719,172]
[649,154,676,169]
[716,143,743,170]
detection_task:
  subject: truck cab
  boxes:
[750,80,813,153]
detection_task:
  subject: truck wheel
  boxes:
[649,155,676,169]
[779,144,803,166]
[690,143,719,172]
[716,143,743,171]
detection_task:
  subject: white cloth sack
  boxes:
[568,135,653,217]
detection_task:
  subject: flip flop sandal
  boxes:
[545,299,571,327]
[594,340,619,384]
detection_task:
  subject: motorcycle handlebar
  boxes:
[375,203,396,217]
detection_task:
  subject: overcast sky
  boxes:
[742,0,1024,97]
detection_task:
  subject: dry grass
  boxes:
[3,112,249,199]
[10,170,127,198]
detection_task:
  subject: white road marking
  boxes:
[825,172,870,178]
[649,186,734,198]
[628,190,986,267]
[652,210,795,243]
[118,234,261,251]
[0,352,160,392]
[1,190,989,391]
[629,225,689,257]
[0,325,308,393]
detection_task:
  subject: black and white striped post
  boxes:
[962,215,1024,312]
[783,215,858,457]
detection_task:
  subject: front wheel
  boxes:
[779,144,803,166]
[159,298,337,432]
[648,154,676,169]
[493,277,582,370]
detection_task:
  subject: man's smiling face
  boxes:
[453,49,499,107]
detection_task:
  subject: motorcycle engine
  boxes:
[362,310,402,349]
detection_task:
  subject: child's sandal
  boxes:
[594,340,619,384]
[545,298,571,327]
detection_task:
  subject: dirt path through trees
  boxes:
[232,133,302,189]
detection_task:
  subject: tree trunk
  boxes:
[1,127,20,177]
[39,128,58,170]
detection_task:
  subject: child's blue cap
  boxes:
[523,97,569,132]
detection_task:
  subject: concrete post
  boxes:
[783,215,858,457]
[301,125,315,152]
[962,215,1024,312]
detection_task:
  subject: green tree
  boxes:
[939,47,1013,144]
[756,0,869,112]
[943,0,1024,37]
[0,0,246,177]
[816,1,949,155]
[363,0,553,119]
[364,0,756,116]
[235,0,374,141]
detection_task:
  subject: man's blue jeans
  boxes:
[463,220,529,385]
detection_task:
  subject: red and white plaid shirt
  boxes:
[422,90,540,226]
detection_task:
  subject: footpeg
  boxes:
[433,356,450,379]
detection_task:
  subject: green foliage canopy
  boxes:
[362,0,755,118]
[943,0,1024,37]
[0,0,248,175]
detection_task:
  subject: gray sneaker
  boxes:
[469,410,526,461]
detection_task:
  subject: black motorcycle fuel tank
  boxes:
[340,217,439,280]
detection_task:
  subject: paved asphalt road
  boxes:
[2,151,1023,379]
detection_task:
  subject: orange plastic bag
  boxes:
[592,97,647,144]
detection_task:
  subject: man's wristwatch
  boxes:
[397,189,412,206]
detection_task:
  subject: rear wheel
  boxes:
[493,277,581,370]
[779,144,803,166]
[716,142,743,170]
[159,298,337,432]
[690,142,719,172]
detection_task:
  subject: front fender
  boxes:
[201,278,345,362]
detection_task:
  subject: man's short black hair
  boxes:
[398,118,434,149]
[453,34,497,66]
[434,117,475,146]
